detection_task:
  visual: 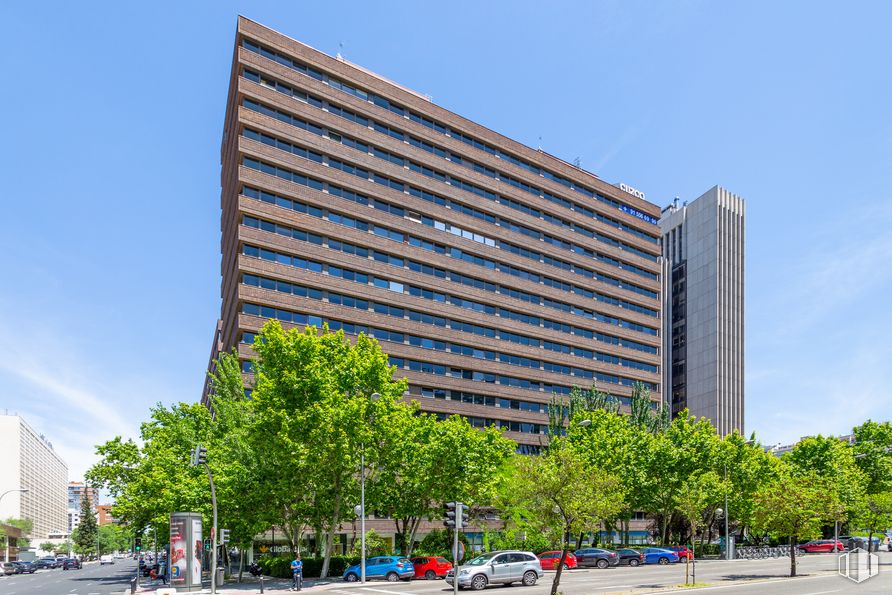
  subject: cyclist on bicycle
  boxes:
[290,554,303,591]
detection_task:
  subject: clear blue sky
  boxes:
[3,1,891,482]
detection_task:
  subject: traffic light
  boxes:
[204,538,211,551]
[135,537,142,552]
[191,444,207,467]
[219,529,230,545]
[443,501,464,530]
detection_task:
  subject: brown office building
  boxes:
[205,17,664,453]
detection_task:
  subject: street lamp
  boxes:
[359,392,381,584]
[723,440,754,560]
[0,489,29,563]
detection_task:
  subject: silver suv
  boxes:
[445,550,542,590]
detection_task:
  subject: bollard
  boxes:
[260,576,264,593]
[130,577,137,594]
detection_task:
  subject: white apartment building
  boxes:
[0,413,69,540]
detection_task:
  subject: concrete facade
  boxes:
[206,17,665,452]
[660,186,745,436]
[0,414,69,540]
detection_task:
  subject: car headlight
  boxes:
[459,569,470,576]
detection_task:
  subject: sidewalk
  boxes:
[132,575,344,594]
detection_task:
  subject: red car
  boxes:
[798,540,845,553]
[537,551,578,570]
[665,546,693,561]
[410,556,452,579]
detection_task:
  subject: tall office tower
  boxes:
[206,17,664,452]
[660,186,745,436]
[0,413,69,540]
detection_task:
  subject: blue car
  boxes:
[343,556,414,582]
[640,548,680,565]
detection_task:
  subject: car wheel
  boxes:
[596,559,609,569]
[345,573,358,582]
[629,559,640,567]
[562,563,570,570]
[798,548,807,554]
[471,574,488,590]
[426,570,436,580]
[658,557,669,565]
[386,572,399,582]
[522,571,537,586]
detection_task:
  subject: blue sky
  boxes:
[2,1,891,483]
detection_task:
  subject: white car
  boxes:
[100,555,115,565]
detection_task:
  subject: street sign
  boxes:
[452,541,465,562]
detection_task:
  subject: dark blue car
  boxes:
[344,556,414,582]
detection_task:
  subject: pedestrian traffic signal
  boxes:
[204,538,211,551]
[135,537,142,552]
[443,501,464,530]
[191,444,207,467]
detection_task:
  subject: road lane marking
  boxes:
[361,588,421,595]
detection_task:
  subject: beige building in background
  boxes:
[0,413,68,540]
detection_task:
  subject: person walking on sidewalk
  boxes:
[290,554,303,591]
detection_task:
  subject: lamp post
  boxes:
[0,489,29,562]
[359,392,381,584]
[723,440,754,560]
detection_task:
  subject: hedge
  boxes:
[258,555,360,578]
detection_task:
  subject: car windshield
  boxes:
[466,552,499,566]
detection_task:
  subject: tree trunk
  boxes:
[406,517,422,558]
[237,547,244,583]
[661,512,672,547]
[790,535,796,577]
[320,491,342,578]
[551,527,569,595]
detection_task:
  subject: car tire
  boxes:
[471,574,488,590]
[345,573,358,582]
[522,571,538,586]
[386,572,399,582]
[426,570,436,580]
[596,559,609,569]
[658,557,669,565]
[629,559,640,567]
[798,548,807,555]
[562,563,570,570]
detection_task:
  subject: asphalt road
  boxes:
[0,559,138,595]
[323,551,892,595]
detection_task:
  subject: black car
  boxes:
[13,561,36,574]
[573,548,619,569]
[62,558,83,570]
[616,549,645,566]
[36,557,59,569]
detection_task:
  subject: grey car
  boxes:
[445,550,542,590]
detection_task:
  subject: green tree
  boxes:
[39,541,56,554]
[751,468,834,576]
[73,494,98,557]
[248,321,409,577]
[1,518,33,548]
[637,414,723,544]
[785,435,866,528]
[505,442,625,595]
[97,524,130,554]
[87,356,261,567]
[369,411,513,556]
[852,420,892,495]
[855,491,892,553]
